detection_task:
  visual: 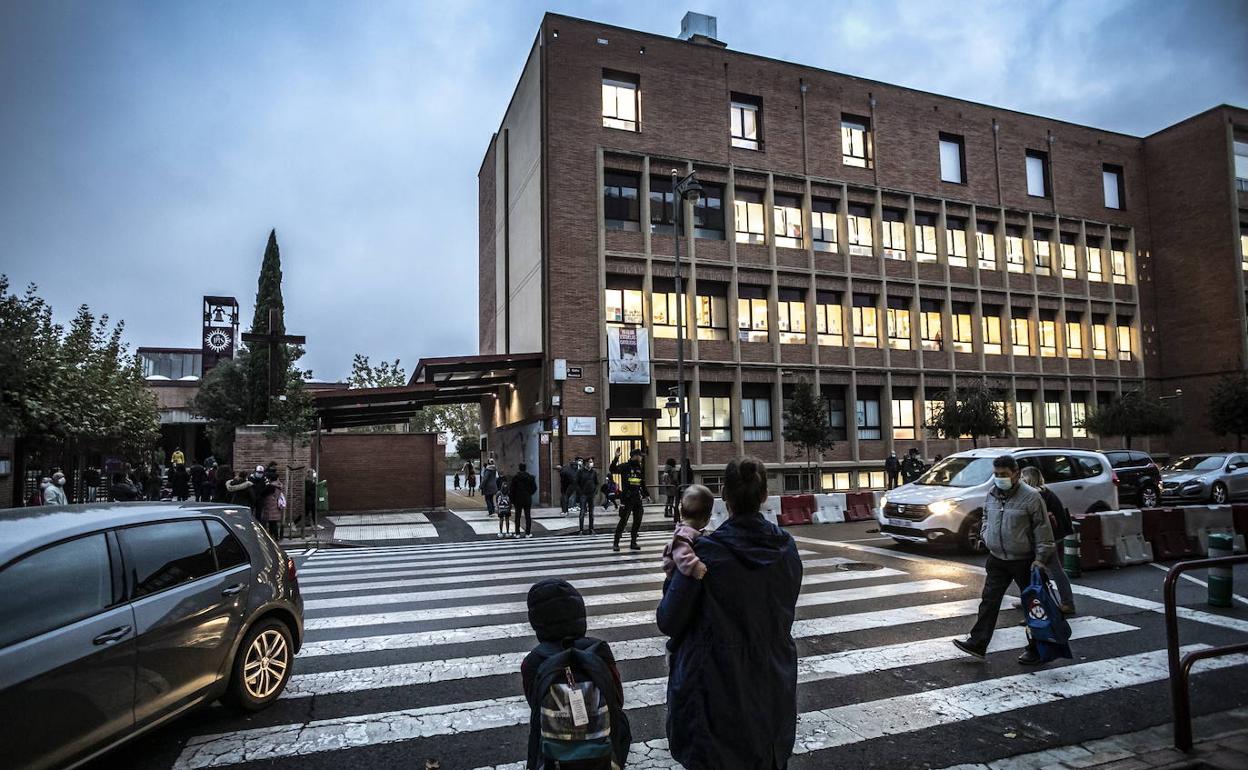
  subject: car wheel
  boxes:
[1140,485,1160,509]
[958,510,986,555]
[223,618,293,711]
[1211,483,1229,505]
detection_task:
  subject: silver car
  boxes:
[1160,453,1248,504]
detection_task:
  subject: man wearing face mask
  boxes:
[953,454,1054,666]
[43,472,69,506]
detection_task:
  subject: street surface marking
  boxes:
[1147,562,1248,607]
[301,537,673,573]
[305,531,671,562]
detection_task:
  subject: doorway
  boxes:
[608,419,646,484]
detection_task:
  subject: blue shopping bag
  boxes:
[1021,566,1073,662]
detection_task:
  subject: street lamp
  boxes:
[671,169,702,494]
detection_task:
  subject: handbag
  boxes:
[1021,566,1073,662]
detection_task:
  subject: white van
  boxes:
[876,447,1119,552]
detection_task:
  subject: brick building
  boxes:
[478,12,1248,496]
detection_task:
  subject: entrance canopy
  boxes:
[312,353,542,430]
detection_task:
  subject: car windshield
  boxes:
[916,456,996,487]
[1166,455,1225,471]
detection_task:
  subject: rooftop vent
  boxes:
[679,11,725,47]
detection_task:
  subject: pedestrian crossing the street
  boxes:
[166,532,1248,770]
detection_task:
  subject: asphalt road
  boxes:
[88,519,1248,770]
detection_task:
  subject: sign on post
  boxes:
[553,358,568,381]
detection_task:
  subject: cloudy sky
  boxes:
[2,0,1245,381]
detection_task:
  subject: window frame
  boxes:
[733,188,766,244]
[1016,399,1036,439]
[601,72,640,132]
[1110,239,1129,285]
[118,519,219,600]
[736,285,769,343]
[693,183,725,240]
[0,532,117,649]
[815,293,844,346]
[1025,149,1052,198]
[1102,163,1125,210]
[695,290,729,340]
[1033,232,1053,276]
[851,294,879,348]
[856,396,882,440]
[777,288,807,345]
[773,193,804,249]
[841,113,873,168]
[1065,315,1084,358]
[976,222,998,270]
[914,213,938,263]
[982,310,1003,355]
[939,132,966,184]
[741,395,773,442]
[1044,401,1064,438]
[919,300,943,351]
[847,204,873,255]
[1011,314,1032,357]
[729,94,762,151]
[811,198,838,252]
[886,300,912,351]
[881,209,907,260]
[1005,227,1026,273]
[603,171,641,231]
[891,397,916,440]
[698,395,732,442]
[604,286,645,326]
[951,304,974,353]
[945,218,969,267]
[1039,316,1059,357]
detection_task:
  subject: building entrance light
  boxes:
[664,393,680,418]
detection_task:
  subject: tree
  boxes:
[347,354,406,389]
[782,380,835,492]
[245,229,288,424]
[190,353,251,452]
[456,434,481,463]
[412,403,479,446]
[924,379,1008,448]
[1209,374,1248,450]
[1079,390,1180,449]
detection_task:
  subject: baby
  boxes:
[663,484,714,580]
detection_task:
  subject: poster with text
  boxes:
[608,326,650,384]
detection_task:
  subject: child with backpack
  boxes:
[496,477,514,539]
[599,478,620,511]
[522,579,632,769]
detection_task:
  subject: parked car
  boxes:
[1160,453,1248,504]
[1102,449,1163,508]
[876,446,1119,552]
[0,502,303,770]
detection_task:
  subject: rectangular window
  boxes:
[982,308,1003,355]
[1044,400,1063,438]
[1026,149,1051,198]
[886,298,912,350]
[1033,229,1052,275]
[742,396,773,441]
[882,209,906,260]
[847,204,873,255]
[923,391,942,428]
[1102,164,1124,210]
[734,189,765,244]
[1011,312,1032,356]
[939,133,965,184]
[1016,399,1035,439]
[777,288,807,344]
[841,114,873,168]
[815,292,844,346]
[699,396,731,442]
[1110,239,1129,284]
[602,72,639,131]
[651,286,682,339]
[730,95,761,150]
[852,294,878,348]
[1086,238,1105,281]
[861,470,887,490]
[822,471,852,491]
[1039,313,1058,357]
[825,392,848,440]
[1242,225,1248,271]
[773,193,803,249]
[696,288,729,341]
[605,286,644,325]
[693,182,725,239]
[856,396,882,440]
[945,217,968,267]
[920,299,943,351]
[1065,314,1084,358]
[122,522,216,598]
[1091,318,1109,359]
[977,222,997,270]
[1060,235,1078,279]
[1005,226,1025,273]
[736,285,769,342]
[649,175,675,235]
[603,171,640,231]
[892,398,916,440]
[951,303,973,353]
[812,198,838,252]
[655,393,685,442]
[915,213,938,262]
[1071,400,1088,438]
[1116,319,1133,361]
[1236,140,1248,190]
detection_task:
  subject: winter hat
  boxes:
[256,465,265,473]
[527,578,587,642]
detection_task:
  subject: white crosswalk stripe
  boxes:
[162,533,1248,770]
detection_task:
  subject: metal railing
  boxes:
[1164,553,1248,751]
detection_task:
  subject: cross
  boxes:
[242,308,306,396]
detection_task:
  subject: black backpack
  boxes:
[527,641,630,770]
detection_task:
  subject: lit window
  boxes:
[923,393,942,428]
[742,395,772,441]
[603,171,640,231]
[920,299,943,351]
[655,393,685,442]
[852,294,878,348]
[856,396,882,439]
[951,304,973,353]
[1091,320,1109,360]
[1102,164,1124,210]
[1016,400,1035,439]
[1011,314,1032,356]
[693,183,725,240]
[841,114,873,168]
[1110,239,1129,284]
[696,290,729,341]
[604,286,643,325]
[860,470,887,490]
[1039,315,1058,357]
[977,222,997,270]
[602,73,639,131]
[1086,239,1105,281]
[734,189,765,244]
[915,213,938,263]
[1060,235,1078,279]
[1033,230,1052,276]
[1116,320,1133,361]
[730,95,761,150]
[699,396,731,442]
[1044,400,1063,438]
[649,175,675,236]
[939,133,965,184]
[1026,149,1051,198]
[1065,315,1084,358]
[816,293,844,346]
[886,299,912,350]
[812,199,838,252]
[821,471,853,491]
[777,288,807,344]
[773,194,803,249]
[892,398,916,440]
[982,309,1003,355]
[1071,401,1088,438]
[651,289,683,339]
[1005,226,1026,273]
[946,217,968,267]
[882,209,906,260]
[736,285,769,343]
[847,204,873,256]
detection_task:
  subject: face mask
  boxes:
[993,476,1013,491]
[55,478,65,486]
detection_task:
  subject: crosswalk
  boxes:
[323,506,674,544]
[166,530,1248,770]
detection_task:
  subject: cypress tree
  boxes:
[246,229,287,424]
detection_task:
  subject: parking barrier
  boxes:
[843,491,875,522]
[1063,524,1082,578]
[1141,506,1200,560]
[1208,532,1235,607]
[778,494,816,526]
[1182,504,1240,555]
[813,493,847,524]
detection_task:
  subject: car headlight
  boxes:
[879,494,889,509]
[928,499,956,516]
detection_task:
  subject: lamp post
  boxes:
[669,169,702,494]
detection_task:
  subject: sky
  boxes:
[1,0,1246,382]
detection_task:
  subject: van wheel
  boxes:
[223,618,293,711]
[958,510,986,555]
[1140,485,1159,508]
[1211,483,1229,505]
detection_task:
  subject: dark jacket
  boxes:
[189,463,207,488]
[575,465,599,497]
[610,458,648,501]
[247,471,268,506]
[481,465,499,496]
[559,462,579,492]
[511,471,537,505]
[1038,485,1074,540]
[884,455,901,473]
[657,512,803,770]
[170,466,190,497]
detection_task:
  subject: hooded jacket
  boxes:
[657,511,803,770]
[480,464,499,496]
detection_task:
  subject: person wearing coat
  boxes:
[657,456,803,770]
[480,460,500,516]
[259,470,284,541]
[225,471,253,506]
[575,457,600,532]
[170,464,190,501]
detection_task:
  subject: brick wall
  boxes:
[233,425,312,518]
[315,432,445,512]
[479,135,498,355]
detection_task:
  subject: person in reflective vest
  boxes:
[610,447,650,552]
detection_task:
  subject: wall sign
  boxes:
[566,416,597,436]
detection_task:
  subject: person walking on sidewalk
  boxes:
[510,463,537,538]
[481,459,499,517]
[1020,466,1077,615]
[576,457,600,535]
[953,454,1055,666]
[559,458,580,516]
[464,462,476,497]
[610,448,650,551]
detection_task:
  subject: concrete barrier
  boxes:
[844,491,875,522]
[779,494,816,526]
[814,493,847,524]
[1094,509,1153,567]
[1183,505,1245,555]
[1141,506,1199,560]
[761,495,781,526]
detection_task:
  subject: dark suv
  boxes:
[0,503,303,770]
[1102,449,1162,508]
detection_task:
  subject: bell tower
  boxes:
[202,296,240,374]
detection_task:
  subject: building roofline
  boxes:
[1143,103,1247,138]
[478,31,541,177]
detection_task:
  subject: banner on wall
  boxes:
[608,326,650,385]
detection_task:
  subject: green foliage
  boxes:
[266,358,316,459]
[347,354,406,389]
[1209,374,1248,451]
[246,229,288,424]
[190,353,251,451]
[782,380,834,491]
[413,403,479,445]
[456,433,481,462]
[1079,390,1180,449]
[924,379,1008,448]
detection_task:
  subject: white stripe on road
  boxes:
[306,531,669,560]
[179,625,1166,769]
[298,551,659,584]
[301,538,673,574]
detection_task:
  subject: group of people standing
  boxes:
[558,449,653,551]
[467,457,538,539]
[884,447,940,489]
